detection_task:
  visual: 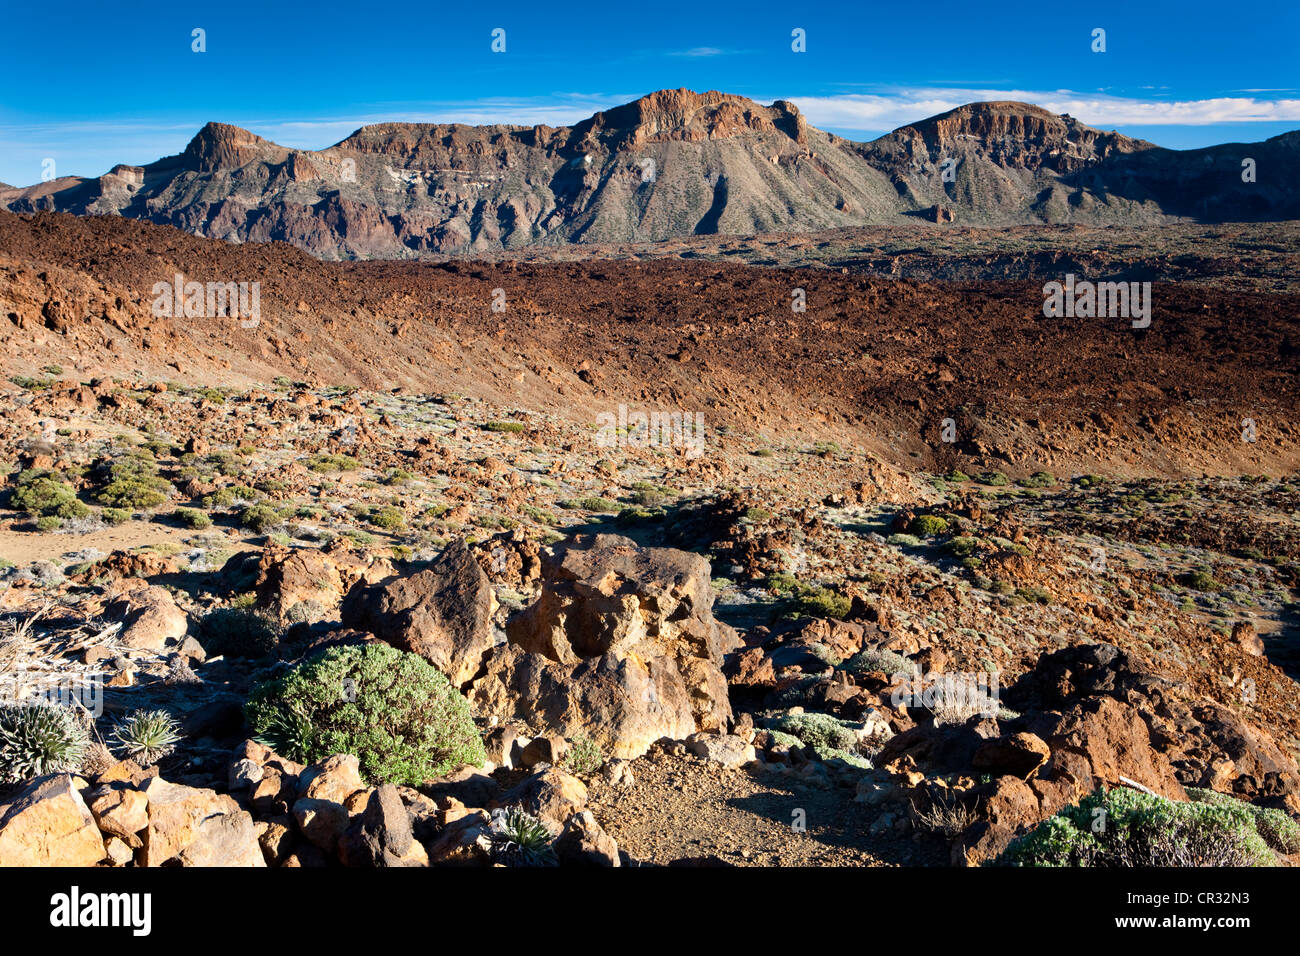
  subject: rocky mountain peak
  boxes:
[577,88,806,152]
[182,122,280,172]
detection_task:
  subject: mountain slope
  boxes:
[2,89,1298,258]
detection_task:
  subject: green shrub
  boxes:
[101,507,131,525]
[1017,586,1053,605]
[765,571,800,597]
[559,496,621,513]
[979,471,1010,487]
[483,421,526,434]
[997,788,1277,867]
[1185,787,1300,854]
[196,606,282,659]
[246,644,486,786]
[771,713,858,753]
[175,507,211,529]
[794,586,851,620]
[94,454,173,509]
[1075,474,1106,489]
[368,506,406,531]
[307,454,359,473]
[563,734,604,776]
[1185,569,1219,592]
[1019,471,1056,488]
[35,516,63,532]
[203,485,262,508]
[887,533,922,548]
[10,469,90,519]
[0,703,89,783]
[945,536,979,557]
[521,505,558,526]
[240,504,284,534]
[947,469,970,482]
[909,514,949,537]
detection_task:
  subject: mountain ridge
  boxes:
[2,89,1296,258]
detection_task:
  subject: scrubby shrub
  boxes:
[10,469,90,520]
[245,643,486,786]
[1184,569,1219,592]
[996,788,1277,867]
[35,516,62,532]
[1016,586,1053,605]
[765,571,800,597]
[947,469,970,482]
[1075,474,1106,489]
[979,471,1010,487]
[95,454,173,509]
[841,647,913,678]
[945,536,979,558]
[195,606,281,659]
[307,454,359,473]
[368,506,406,531]
[563,734,604,776]
[202,485,262,508]
[239,504,284,534]
[771,713,858,753]
[1019,471,1056,488]
[174,507,211,529]
[101,507,130,525]
[0,703,89,783]
[1185,787,1300,854]
[559,496,621,513]
[909,514,949,537]
[483,421,526,434]
[631,487,670,508]
[794,586,851,620]
[111,709,182,765]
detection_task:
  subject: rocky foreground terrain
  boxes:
[4,90,1298,258]
[0,210,1297,867]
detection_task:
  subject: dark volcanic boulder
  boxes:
[341,539,495,688]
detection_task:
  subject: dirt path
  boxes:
[586,751,947,867]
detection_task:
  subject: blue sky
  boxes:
[2,0,1297,186]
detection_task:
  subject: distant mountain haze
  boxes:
[3,89,1296,259]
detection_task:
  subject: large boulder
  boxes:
[0,774,106,867]
[338,784,428,867]
[471,534,740,759]
[496,768,588,831]
[138,777,264,867]
[255,546,345,624]
[341,539,495,688]
[104,580,188,650]
[1024,697,1187,800]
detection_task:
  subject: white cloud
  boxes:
[781,88,1300,133]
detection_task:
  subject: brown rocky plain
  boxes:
[0,208,1297,868]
